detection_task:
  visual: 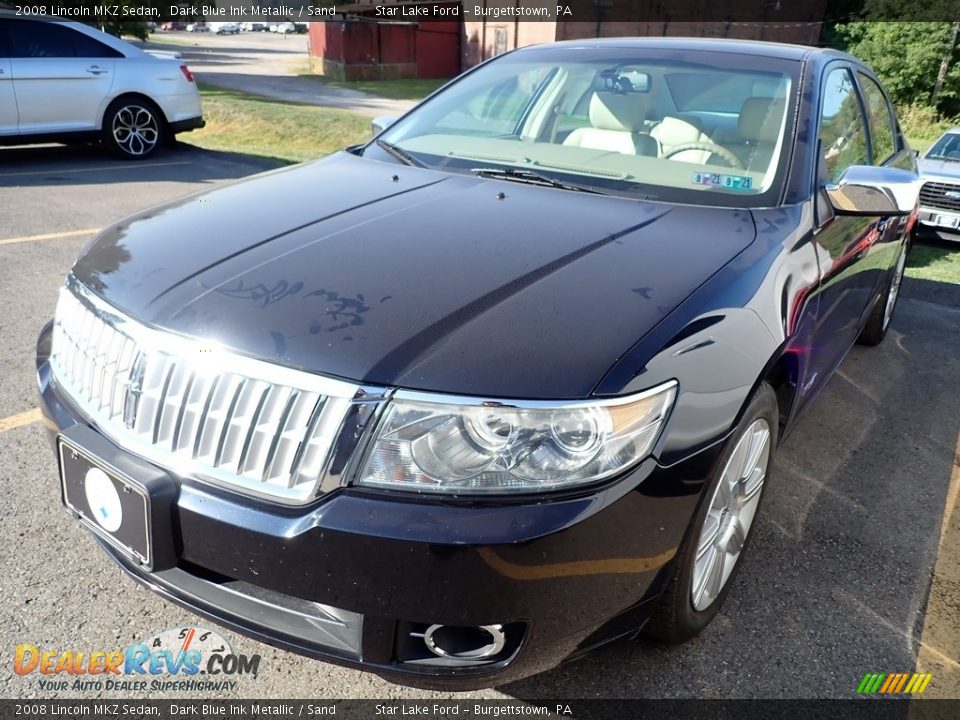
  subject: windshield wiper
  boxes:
[376,138,424,168]
[470,167,608,194]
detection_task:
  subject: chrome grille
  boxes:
[50,282,363,504]
[919,180,960,212]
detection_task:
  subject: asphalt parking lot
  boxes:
[1,143,958,701]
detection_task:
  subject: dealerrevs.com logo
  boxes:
[14,626,261,692]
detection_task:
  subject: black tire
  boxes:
[858,243,907,347]
[101,96,165,160]
[645,383,778,643]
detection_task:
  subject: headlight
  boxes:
[355,381,676,494]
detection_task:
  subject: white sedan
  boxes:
[0,15,204,159]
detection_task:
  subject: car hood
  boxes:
[918,157,960,180]
[73,152,757,399]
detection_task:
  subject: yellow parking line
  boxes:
[0,408,42,433]
[0,227,100,247]
[0,160,190,179]
[915,433,960,697]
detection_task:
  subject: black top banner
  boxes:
[2,0,960,23]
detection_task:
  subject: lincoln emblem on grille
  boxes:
[123,353,146,429]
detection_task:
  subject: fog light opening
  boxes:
[420,624,506,660]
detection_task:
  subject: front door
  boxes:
[804,66,883,400]
[9,20,118,135]
[0,23,18,136]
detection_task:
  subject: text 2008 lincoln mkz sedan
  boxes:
[37,39,919,688]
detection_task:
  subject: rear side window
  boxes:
[819,68,870,182]
[9,20,122,59]
[857,72,898,164]
[0,20,14,57]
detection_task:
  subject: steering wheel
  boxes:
[663,142,744,170]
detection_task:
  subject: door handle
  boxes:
[86,66,109,75]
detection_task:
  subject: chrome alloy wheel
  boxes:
[691,418,771,611]
[112,105,159,157]
[883,249,907,331]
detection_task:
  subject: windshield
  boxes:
[371,46,798,207]
[925,132,960,161]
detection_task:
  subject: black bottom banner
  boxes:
[1,700,960,720]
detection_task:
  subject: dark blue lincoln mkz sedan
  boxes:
[37,38,919,688]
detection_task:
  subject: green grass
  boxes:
[906,243,960,284]
[298,74,449,101]
[899,104,958,154]
[139,34,184,46]
[187,85,371,164]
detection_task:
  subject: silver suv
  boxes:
[917,128,960,241]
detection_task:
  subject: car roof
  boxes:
[520,36,848,63]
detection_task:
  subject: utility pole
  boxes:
[932,20,960,110]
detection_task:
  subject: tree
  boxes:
[79,1,151,40]
[826,21,960,116]
[83,20,151,40]
[932,20,960,106]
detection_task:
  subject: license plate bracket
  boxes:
[57,425,179,571]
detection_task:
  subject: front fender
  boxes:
[596,203,821,467]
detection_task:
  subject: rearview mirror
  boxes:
[372,116,397,136]
[825,165,919,216]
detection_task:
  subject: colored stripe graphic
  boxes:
[857,672,933,694]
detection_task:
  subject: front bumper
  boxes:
[917,201,960,238]
[36,321,713,689]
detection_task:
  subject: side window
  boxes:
[10,21,121,59]
[0,20,14,58]
[71,30,123,59]
[819,68,870,182]
[857,72,897,164]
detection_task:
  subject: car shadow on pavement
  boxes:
[0,143,282,188]
[498,282,960,699]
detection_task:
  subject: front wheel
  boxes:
[102,98,164,160]
[645,383,778,643]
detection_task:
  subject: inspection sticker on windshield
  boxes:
[693,172,753,191]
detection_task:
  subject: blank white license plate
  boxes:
[930,214,960,229]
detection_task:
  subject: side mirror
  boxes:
[825,165,919,216]
[371,116,397,136]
